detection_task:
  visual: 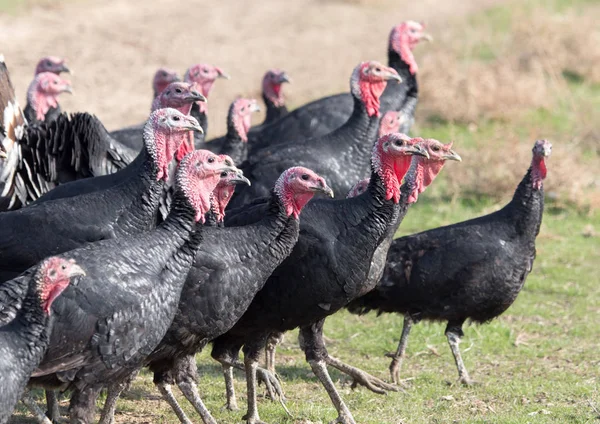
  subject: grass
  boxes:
[12,201,599,423]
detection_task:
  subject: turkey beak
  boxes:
[63,84,73,94]
[184,118,204,134]
[187,91,207,103]
[59,63,71,74]
[383,68,402,84]
[421,33,433,42]
[278,72,291,84]
[314,181,334,198]
[217,70,231,80]
[250,102,261,113]
[68,264,86,278]
[230,170,251,186]
[443,149,462,162]
[409,143,429,159]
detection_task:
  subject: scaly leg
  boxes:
[68,387,99,424]
[385,313,414,384]
[446,322,476,385]
[21,389,53,424]
[242,343,265,424]
[157,383,194,424]
[175,355,217,424]
[45,390,62,423]
[300,322,356,424]
[98,373,134,424]
[265,331,284,375]
[222,364,238,411]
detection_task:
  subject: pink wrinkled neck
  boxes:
[28,82,59,121]
[359,79,386,118]
[407,158,445,203]
[373,146,413,203]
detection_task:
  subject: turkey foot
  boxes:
[384,313,413,384]
[446,330,478,388]
[256,367,292,418]
[222,365,239,411]
[308,359,356,424]
[325,356,403,394]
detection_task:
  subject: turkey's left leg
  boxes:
[301,320,356,424]
[21,389,53,424]
[445,320,476,385]
[242,338,267,424]
[98,371,137,424]
[385,313,414,385]
[45,390,62,423]
[265,331,284,375]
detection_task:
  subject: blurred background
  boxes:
[3,0,599,422]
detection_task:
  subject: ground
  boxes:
[3,0,599,422]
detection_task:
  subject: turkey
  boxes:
[34,56,71,76]
[0,257,84,424]
[250,21,430,151]
[378,110,403,137]
[103,167,332,424]
[25,150,239,424]
[109,81,206,153]
[0,58,138,210]
[24,72,72,124]
[229,60,402,208]
[210,133,428,424]
[347,139,551,386]
[264,137,462,378]
[205,163,252,226]
[152,67,180,98]
[0,108,202,284]
[201,98,261,163]
[257,68,291,127]
[207,69,290,154]
[184,63,230,145]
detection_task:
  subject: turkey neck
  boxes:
[112,143,164,235]
[505,167,545,238]
[190,103,207,147]
[387,48,415,96]
[221,121,248,165]
[23,103,61,125]
[8,278,52,351]
[380,49,416,116]
[336,95,381,177]
[262,93,288,124]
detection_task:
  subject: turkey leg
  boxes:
[445,322,476,385]
[45,390,62,423]
[242,343,265,424]
[21,390,53,424]
[174,355,218,424]
[300,321,356,424]
[385,313,413,384]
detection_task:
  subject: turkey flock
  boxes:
[0,20,551,424]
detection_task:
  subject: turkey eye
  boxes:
[173,116,180,121]
[53,81,58,84]
[394,140,403,146]
[203,69,208,74]
[432,145,440,152]
[301,174,309,181]
[175,88,182,93]
[220,171,228,177]
[161,71,167,77]
[375,67,381,72]
[241,107,245,112]
[208,157,215,163]
[61,264,67,270]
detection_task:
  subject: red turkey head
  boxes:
[35,56,70,75]
[151,82,206,115]
[38,257,85,315]
[372,133,429,203]
[27,72,72,121]
[531,139,552,190]
[346,178,370,198]
[212,164,251,222]
[153,67,180,98]
[184,63,230,98]
[228,98,261,142]
[145,108,203,181]
[378,111,402,137]
[274,167,333,219]
[407,138,461,203]
[350,61,401,118]
[176,150,241,223]
[388,21,432,75]
[262,69,291,108]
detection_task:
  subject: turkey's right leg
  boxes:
[174,355,217,424]
[445,321,476,385]
[211,338,243,411]
[265,331,284,375]
[300,321,356,424]
[385,313,414,384]
[21,389,53,424]
[45,390,62,423]
[68,387,100,424]
[154,366,194,424]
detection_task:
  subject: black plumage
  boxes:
[248,22,429,152]
[210,134,427,424]
[0,257,84,424]
[228,61,401,208]
[27,150,238,424]
[0,109,201,284]
[347,140,551,385]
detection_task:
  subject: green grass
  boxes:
[13,203,600,423]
